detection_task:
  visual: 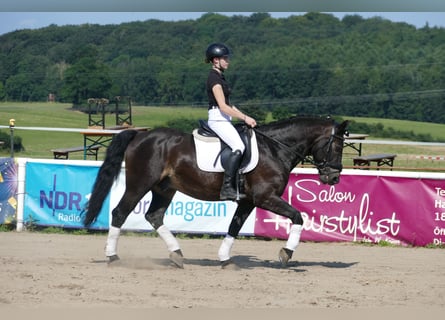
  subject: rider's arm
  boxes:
[212,84,257,127]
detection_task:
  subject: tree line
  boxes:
[1,12,445,123]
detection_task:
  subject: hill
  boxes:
[1,12,445,124]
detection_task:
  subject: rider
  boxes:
[205,43,257,200]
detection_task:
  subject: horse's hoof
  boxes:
[221,259,241,270]
[278,248,293,267]
[107,255,120,264]
[169,249,184,269]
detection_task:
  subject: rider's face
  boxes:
[216,56,230,70]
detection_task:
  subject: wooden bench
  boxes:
[353,153,397,169]
[51,145,101,160]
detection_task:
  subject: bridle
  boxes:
[312,126,346,172]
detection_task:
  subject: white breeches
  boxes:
[208,108,245,153]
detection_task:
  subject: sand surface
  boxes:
[1,231,444,312]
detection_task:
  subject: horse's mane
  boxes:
[257,115,335,133]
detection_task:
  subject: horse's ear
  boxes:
[338,120,350,136]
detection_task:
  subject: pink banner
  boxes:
[255,171,445,246]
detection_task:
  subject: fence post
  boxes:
[9,119,15,158]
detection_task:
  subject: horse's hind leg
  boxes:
[105,187,150,262]
[145,190,184,268]
[218,201,255,269]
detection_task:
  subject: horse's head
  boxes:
[311,120,349,185]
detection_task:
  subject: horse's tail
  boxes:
[83,130,139,227]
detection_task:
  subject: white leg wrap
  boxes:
[285,224,303,251]
[105,226,121,257]
[218,235,235,261]
[157,225,181,252]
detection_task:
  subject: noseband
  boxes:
[312,126,345,172]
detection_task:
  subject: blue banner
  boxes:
[0,158,18,225]
[24,162,109,229]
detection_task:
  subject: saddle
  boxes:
[192,120,258,173]
[197,120,253,170]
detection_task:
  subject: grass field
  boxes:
[1,102,445,171]
[347,116,445,141]
[0,102,208,160]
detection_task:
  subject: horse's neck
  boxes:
[268,124,320,148]
[258,129,308,168]
[264,121,329,162]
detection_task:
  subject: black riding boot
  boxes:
[220,150,245,201]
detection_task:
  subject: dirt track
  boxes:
[1,231,444,311]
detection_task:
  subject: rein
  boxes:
[253,127,307,161]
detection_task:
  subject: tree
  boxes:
[2,13,445,125]
[61,46,113,105]
[240,104,268,124]
[272,105,293,120]
[0,82,6,101]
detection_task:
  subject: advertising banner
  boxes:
[255,171,445,246]
[23,162,108,229]
[110,170,256,235]
[0,158,17,224]
[22,160,256,235]
[19,160,445,247]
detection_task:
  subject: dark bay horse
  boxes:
[84,116,349,268]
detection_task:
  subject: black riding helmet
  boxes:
[205,43,231,63]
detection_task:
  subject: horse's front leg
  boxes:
[105,225,121,263]
[258,195,304,267]
[218,201,255,269]
[278,224,303,267]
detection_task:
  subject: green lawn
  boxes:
[347,116,445,141]
[0,102,207,159]
[1,102,445,170]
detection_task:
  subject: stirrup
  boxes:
[236,171,246,200]
[236,192,246,200]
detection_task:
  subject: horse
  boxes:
[83,116,349,269]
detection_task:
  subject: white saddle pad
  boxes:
[192,130,259,173]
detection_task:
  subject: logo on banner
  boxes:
[24,162,107,228]
[289,179,401,242]
[39,174,83,222]
[255,174,404,244]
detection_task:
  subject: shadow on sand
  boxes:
[98,254,358,272]
[185,255,358,272]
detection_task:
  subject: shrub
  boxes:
[0,131,24,152]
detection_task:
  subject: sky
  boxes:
[1,12,445,36]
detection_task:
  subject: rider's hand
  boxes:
[244,115,257,128]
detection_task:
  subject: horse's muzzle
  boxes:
[318,167,341,185]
